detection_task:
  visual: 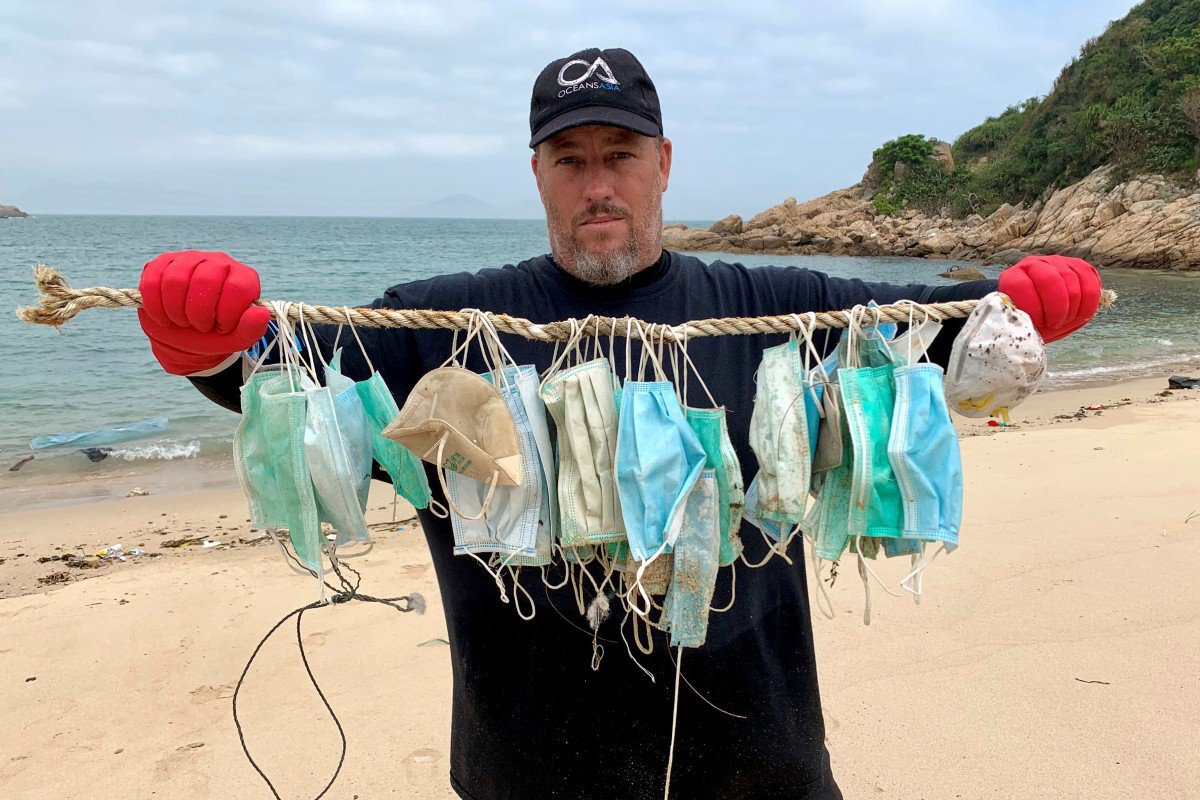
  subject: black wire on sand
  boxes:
[231,550,425,799]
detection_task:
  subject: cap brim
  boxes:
[529,106,661,148]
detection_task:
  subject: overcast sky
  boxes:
[1,0,1139,219]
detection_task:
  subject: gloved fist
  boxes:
[137,250,271,375]
[998,254,1102,344]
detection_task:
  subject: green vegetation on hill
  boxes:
[870,0,1200,218]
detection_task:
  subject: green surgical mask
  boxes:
[233,367,324,571]
[837,310,906,542]
[336,325,433,511]
[684,407,745,567]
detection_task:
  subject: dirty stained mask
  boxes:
[658,471,721,648]
[685,407,745,567]
[944,291,1046,418]
[748,341,816,526]
[540,358,625,546]
[385,365,524,519]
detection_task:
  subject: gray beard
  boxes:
[544,198,661,286]
[566,237,641,285]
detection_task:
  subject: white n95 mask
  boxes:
[944,292,1046,418]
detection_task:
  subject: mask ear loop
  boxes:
[539,317,581,390]
[618,608,657,682]
[441,309,485,369]
[507,566,536,620]
[855,535,909,602]
[708,559,737,613]
[678,331,719,409]
[869,305,898,364]
[900,541,947,596]
[268,301,298,393]
[795,313,829,415]
[425,434,500,521]
[811,550,837,620]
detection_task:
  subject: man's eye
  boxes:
[611,151,633,160]
[558,156,579,165]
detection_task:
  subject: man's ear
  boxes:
[531,151,543,194]
[659,138,673,193]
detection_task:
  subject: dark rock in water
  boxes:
[1168,375,1200,389]
[80,447,113,463]
[939,266,987,281]
[8,455,34,472]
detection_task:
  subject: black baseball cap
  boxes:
[529,47,662,148]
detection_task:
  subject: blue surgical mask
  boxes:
[888,362,962,553]
[615,380,707,563]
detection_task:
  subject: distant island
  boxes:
[666,0,1200,270]
[0,204,28,218]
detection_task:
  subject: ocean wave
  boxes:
[1046,351,1200,385]
[113,440,201,461]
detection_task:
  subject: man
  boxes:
[136,48,1101,800]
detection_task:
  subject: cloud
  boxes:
[180,131,504,160]
[0,0,1143,216]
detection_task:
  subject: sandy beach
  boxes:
[2,375,1198,799]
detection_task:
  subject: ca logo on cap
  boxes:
[557,57,620,87]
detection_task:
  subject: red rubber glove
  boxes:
[137,251,271,375]
[998,255,1102,344]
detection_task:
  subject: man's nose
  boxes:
[581,161,616,203]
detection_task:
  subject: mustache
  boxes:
[573,203,630,227]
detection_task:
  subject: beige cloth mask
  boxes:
[384,365,523,492]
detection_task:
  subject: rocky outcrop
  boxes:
[662,166,1200,270]
[0,204,29,218]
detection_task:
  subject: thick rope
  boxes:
[16,265,1117,341]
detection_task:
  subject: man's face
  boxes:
[532,125,672,285]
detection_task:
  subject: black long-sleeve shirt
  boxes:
[193,250,995,800]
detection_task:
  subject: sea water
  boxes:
[2,214,1199,482]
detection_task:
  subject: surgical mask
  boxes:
[748,341,816,526]
[838,309,905,541]
[888,324,963,554]
[615,378,706,562]
[685,408,745,566]
[233,318,324,573]
[500,365,559,567]
[306,349,372,548]
[444,366,542,563]
[337,320,432,511]
[658,470,721,648]
[540,357,625,546]
[675,338,745,568]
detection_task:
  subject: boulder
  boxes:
[708,214,743,236]
[930,141,954,171]
[939,266,987,281]
[986,248,1027,266]
[894,161,910,183]
[0,204,29,218]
